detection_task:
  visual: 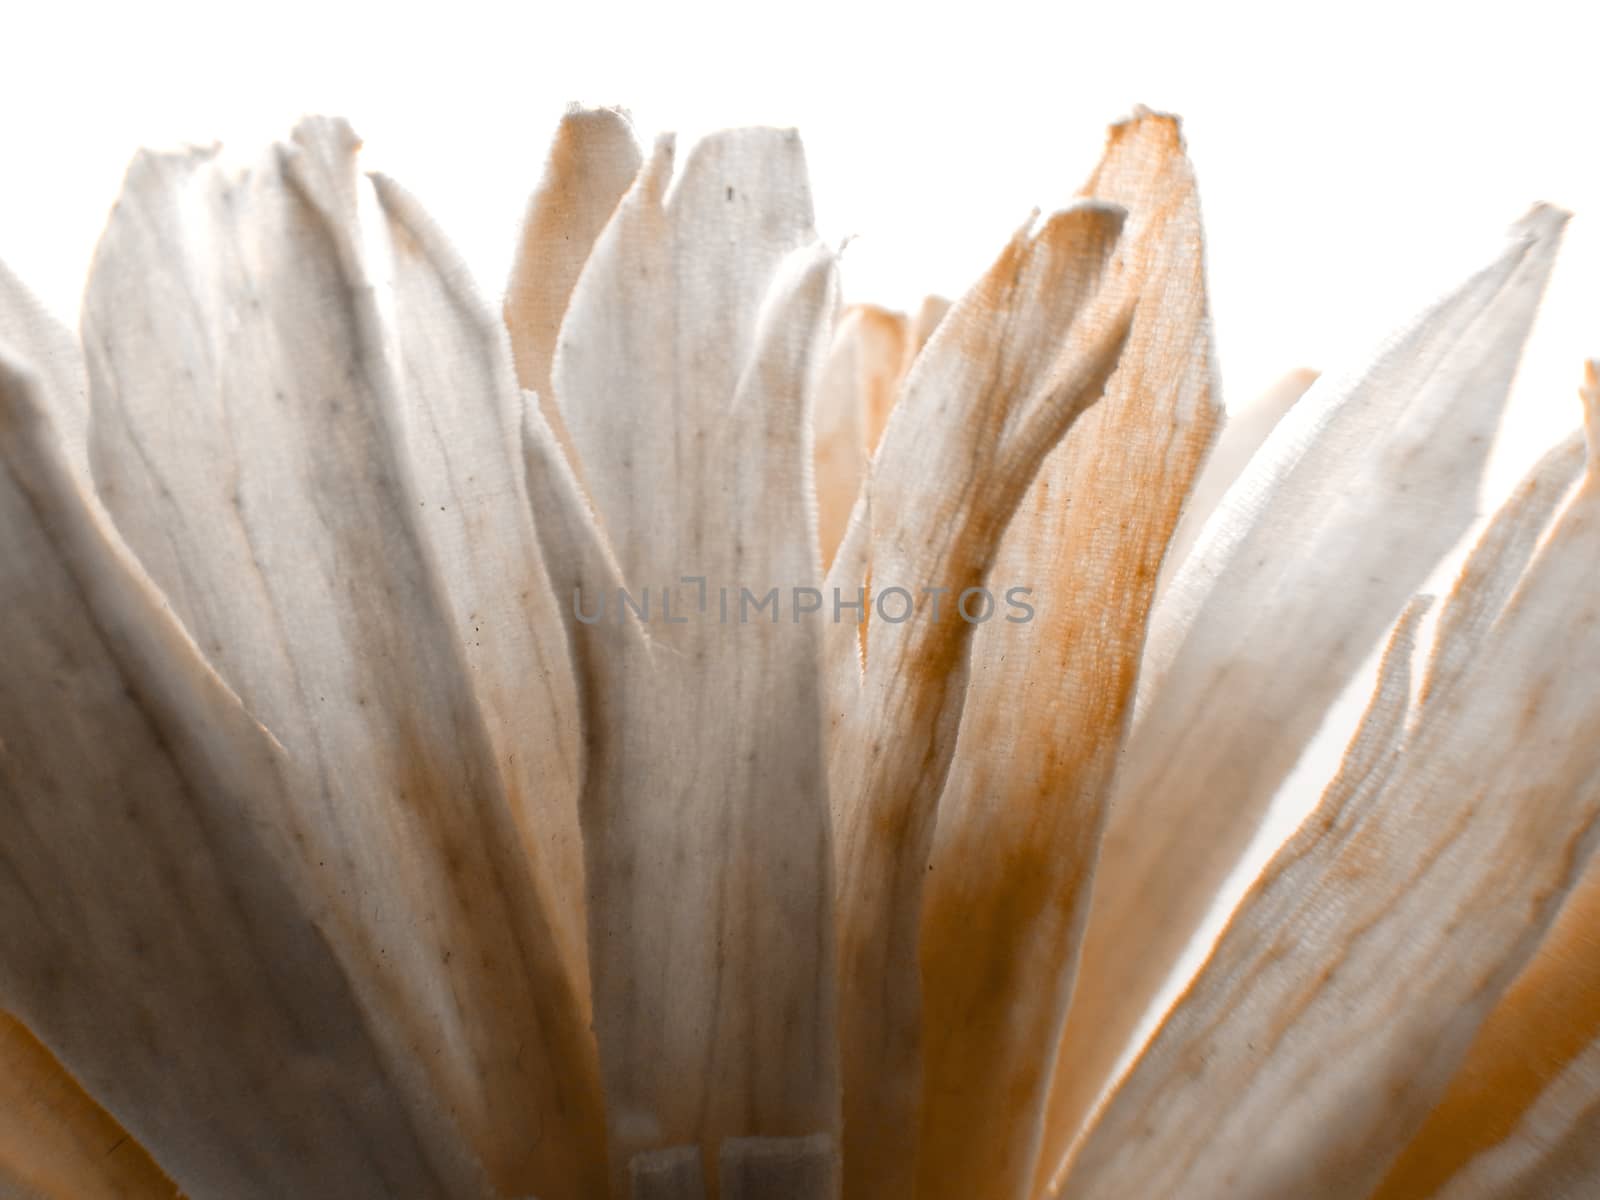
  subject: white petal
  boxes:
[370,170,590,1018]
[538,128,842,1189]
[1156,367,1318,596]
[81,120,603,1198]
[0,353,485,1198]
[1419,426,1585,706]
[0,260,87,475]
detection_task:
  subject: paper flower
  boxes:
[1,106,1595,1200]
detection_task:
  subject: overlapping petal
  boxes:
[0,1014,174,1199]
[0,104,1596,1200]
[825,198,1136,1197]
[505,105,641,466]
[811,296,947,570]
[0,351,487,1197]
[79,120,604,1198]
[1041,204,1569,1183]
[917,110,1220,1200]
[1060,377,1600,1197]
[529,128,843,1193]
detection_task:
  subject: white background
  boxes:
[3,0,1596,494]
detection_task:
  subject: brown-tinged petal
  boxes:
[813,304,908,570]
[1059,395,1600,1198]
[0,1014,174,1199]
[917,110,1220,1200]
[1059,591,1428,1199]
[812,293,950,574]
[81,120,604,1198]
[540,129,841,1192]
[1417,425,1586,708]
[504,105,641,465]
[1375,873,1600,1200]
[826,201,1136,1198]
[1371,369,1600,1200]
[1041,205,1568,1178]
[1156,367,1318,595]
[369,171,591,1016]
[1427,1037,1600,1198]
[0,353,484,1198]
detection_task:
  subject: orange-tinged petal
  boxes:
[827,200,1136,1198]
[1041,205,1568,1187]
[917,110,1220,1200]
[0,1014,174,1199]
[1061,396,1600,1197]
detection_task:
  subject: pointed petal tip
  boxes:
[796,235,840,273]
[640,133,676,194]
[289,114,362,154]
[1509,203,1570,252]
[279,118,364,193]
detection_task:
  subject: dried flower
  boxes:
[1,106,1596,1200]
